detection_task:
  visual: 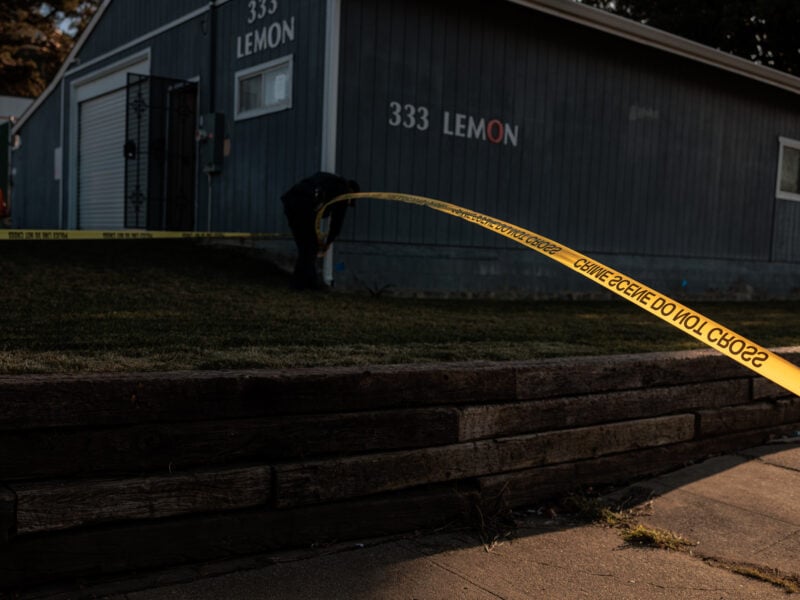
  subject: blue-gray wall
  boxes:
[75,0,208,64]
[11,88,61,229]
[13,0,326,234]
[12,0,800,296]
[332,0,800,296]
[213,0,326,233]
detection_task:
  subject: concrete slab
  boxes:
[106,539,501,600]
[740,442,800,471]
[644,460,800,527]
[627,487,800,575]
[620,444,800,580]
[396,525,790,600]
[105,517,790,600]
[27,444,800,599]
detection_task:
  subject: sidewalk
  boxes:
[63,441,800,598]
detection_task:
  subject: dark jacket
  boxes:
[281,172,354,246]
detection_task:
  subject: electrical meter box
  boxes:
[199,113,225,174]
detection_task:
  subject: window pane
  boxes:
[272,73,287,103]
[780,146,800,194]
[263,67,290,106]
[239,74,262,112]
[235,56,293,120]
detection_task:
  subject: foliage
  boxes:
[578,0,800,76]
[0,0,101,98]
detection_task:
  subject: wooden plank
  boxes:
[514,350,753,400]
[753,377,797,401]
[0,408,458,481]
[478,426,796,509]
[273,414,696,508]
[6,350,793,431]
[289,360,519,411]
[12,466,271,535]
[0,484,478,591]
[0,485,14,544]
[459,379,750,441]
[697,399,800,438]
[0,371,244,430]
[0,362,516,430]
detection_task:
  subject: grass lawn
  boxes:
[0,240,798,374]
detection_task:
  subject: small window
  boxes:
[234,55,293,121]
[776,137,800,201]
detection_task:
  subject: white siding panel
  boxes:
[78,89,126,229]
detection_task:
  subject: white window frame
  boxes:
[776,136,800,202]
[234,55,293,121]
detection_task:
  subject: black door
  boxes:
[124,74,197,230]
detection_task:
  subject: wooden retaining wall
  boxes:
[1,348,799,591]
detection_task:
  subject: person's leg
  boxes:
[292,224,320,289]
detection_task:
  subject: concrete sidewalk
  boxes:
[74,441,800,598]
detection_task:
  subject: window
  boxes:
[776,137,800,201]
[234,55,292,121]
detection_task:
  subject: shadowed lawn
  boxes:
[0,240,798,373]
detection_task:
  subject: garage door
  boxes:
[77,88,126,229]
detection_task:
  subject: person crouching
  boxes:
[281,172,359,290]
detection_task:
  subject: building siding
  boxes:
[17,0,327,233]
[76,0,208,65]
[213,0,326,233]
[335,0,800,267]
[11,88,62,229]
[10,0,800,296]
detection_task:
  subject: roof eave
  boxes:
[507,0,800,97]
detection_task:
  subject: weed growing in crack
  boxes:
[706,560,800,594]
[621,524,694,551]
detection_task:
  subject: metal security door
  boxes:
[124,74,197,230]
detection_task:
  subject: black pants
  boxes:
[285,212,320,290]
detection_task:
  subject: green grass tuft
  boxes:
[621,524,694,551]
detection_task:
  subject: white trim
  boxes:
[321,0,341,286]
[321,0,341,172]
[65,5,208,81]
[776,137,800,202]
[70,49,152,102]
[67,50,151,229]
[233,55,294,121]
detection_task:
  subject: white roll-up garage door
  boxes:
[77,88,126,230]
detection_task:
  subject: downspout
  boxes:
[58,78,65,228]
[321,0,341,285]
[206,0,217,231]
[208,1,217,113]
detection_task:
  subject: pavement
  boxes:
[47,441,800,599]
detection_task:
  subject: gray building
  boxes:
[12,0,800,297]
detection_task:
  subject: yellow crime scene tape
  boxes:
[317,192,800,397]
[0,229,286,241]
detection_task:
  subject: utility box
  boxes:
[199,113,225,174]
